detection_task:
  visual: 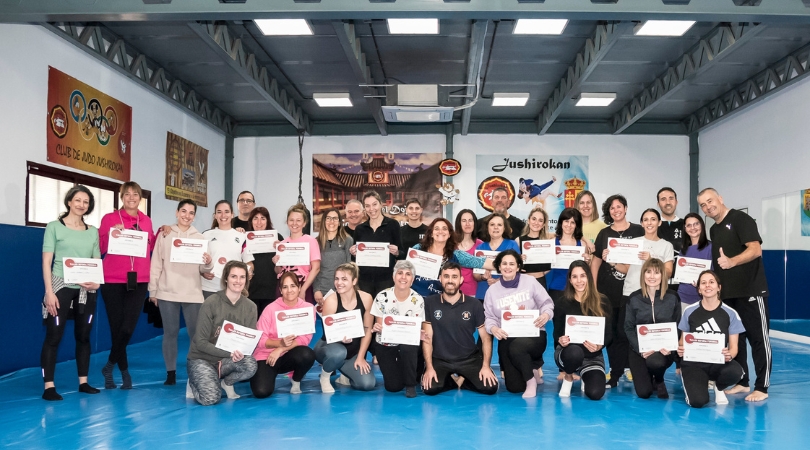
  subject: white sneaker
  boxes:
[559,379,573,398]
[336,374,351,386]
[320,369,335,394]
[581,380,586,393]
[185,380,194,399]
[714,385,729,405]
[290,380,302,394]
[221,380,240,399]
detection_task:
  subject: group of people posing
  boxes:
[40,182,772,409]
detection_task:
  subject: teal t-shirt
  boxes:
[43,220,101,281]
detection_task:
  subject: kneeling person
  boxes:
[187,261,258,406]
[422,262,498,395]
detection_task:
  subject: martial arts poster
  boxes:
[476,155,588,233]
[164,132,208,207]
[46,66,132,181]
[312,153,443,230]
[802,189,810,237]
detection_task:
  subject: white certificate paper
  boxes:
[275,307,315,338]
[215,320,261,355]
[473,249,500,275]
[683,332,725,364]
[380,315,422,346]
[62,257,105,284]
[246,230,278,254]
[107,228,148,258]
[405,248,443,280]
[673,256,712,284]
[551,245,585,270]
[276,241,311,266]
[501,310,540,338]
[605,238,643,265]
[356,242,390,268]
[637,322,679,353]
[212,256,228,279]
[169,238,208,264]
[322,309,366,344]
[521,239,555,265]
[565,315,605,346]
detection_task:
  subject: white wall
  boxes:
[699,74,810,251]
[234,133,689,227]
[0,24,226,228]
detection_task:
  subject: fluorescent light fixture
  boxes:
[254,19,313,36]
[492,93,530,107]
[634,20,696,37]
[513,19,569,35]
[575,93,617,107]
[387,19,439,35]
[313,93,353,107]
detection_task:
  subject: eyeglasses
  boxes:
[685,223,701,229]
[237,199,255,204]
[324,216,341,222]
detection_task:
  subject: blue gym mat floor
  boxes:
[2,320,808,449]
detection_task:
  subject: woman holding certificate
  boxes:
[545,208,591,301]
[272,203,321,304]
[187,261,258,406]
[148,199,214,387]
[553,260,611,399]
[40,186,102,401]
[246,206,283,317]
[677,271,745,408]
[454,209,483,297]
[350,191,401,297]
[677,213,713,309]
[98,181,155,390]
[370,260,425,398]
[313,207,353,306]
[484,250,554,398]
[624,258,681,400]
[576,190,606,249]
[515,206,552,290]
[250,271,317,398]
[591,195,645,389]
[474,213,520,300]
[201,200,254,299]
[315,263,376,393]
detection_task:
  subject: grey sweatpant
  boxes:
[187,356,258,406]
[158,300,201,371]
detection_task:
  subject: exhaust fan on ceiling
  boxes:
[377,84,475,123]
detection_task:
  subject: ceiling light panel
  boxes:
[634,20,696,37]
[387,19,440,35]
[513,19,569,35]
[254,19,313,36]
[575,93,617,107]
[314,93,353,107]
[492,93,530,107]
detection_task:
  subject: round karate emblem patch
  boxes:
[461,311,471,321]
[434,310,442,320]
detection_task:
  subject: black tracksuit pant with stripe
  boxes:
[726,296,772,393]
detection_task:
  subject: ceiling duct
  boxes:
[381,84,457,123]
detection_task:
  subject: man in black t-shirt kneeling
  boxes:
[422,262,499,395]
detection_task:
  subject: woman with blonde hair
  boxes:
[516,206,552,290]
[272,203,321,303]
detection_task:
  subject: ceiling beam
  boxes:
[331,21,387,136]
[683,40,810,134]
[5,0,810,22]
[612,22,765,134]
[42,22,234,136]
[537,21,629,135]
[461,20,489,136]
[188,21,311,134]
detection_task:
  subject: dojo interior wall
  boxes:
[699,74,810,321]
[0,24,227,375]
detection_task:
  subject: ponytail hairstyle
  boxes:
[60,185,95,220]
[210,200,234,229]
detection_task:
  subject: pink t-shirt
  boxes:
[459,239,482,297]
[99,209,155,283]
[253,297,315,361]
[277,234,321,285]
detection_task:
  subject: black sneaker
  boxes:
[405,386,417,398]
[656,381,669,399]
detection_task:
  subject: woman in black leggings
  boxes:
[40,185,102,401]
[553,260,611,400]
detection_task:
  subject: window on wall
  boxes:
[26,161,150,228]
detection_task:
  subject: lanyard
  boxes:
[117,209,140,271]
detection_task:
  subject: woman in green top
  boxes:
[40,185,102,401]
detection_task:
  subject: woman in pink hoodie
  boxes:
[250,271,317,398]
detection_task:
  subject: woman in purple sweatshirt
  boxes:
[484,249,554,398]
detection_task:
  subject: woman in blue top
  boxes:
[677,213,713,310]
[40,185,102,401]
[474,213,520,300]
[546,208,592,300]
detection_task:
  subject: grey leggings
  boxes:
[314,340,376,391]
[187,356,258,406]
[158,300,201,371]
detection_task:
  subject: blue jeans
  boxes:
[313,340,375,391]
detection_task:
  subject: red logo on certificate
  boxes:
[638,326,649,336]
[383,316,395,326]
[64,259,75,268]
[224,323,234,333]
[247,232,255,240]
[111,229,122,238]
[678,258,687,267]
[358,243,366,251]
[408,249,418,259]
[218,257,226,264]
[324,316,335,326]
[609,239,618,248]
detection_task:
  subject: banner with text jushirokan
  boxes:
[164,132,209,207]
[46,67,132,181]
[476,155,589,233]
